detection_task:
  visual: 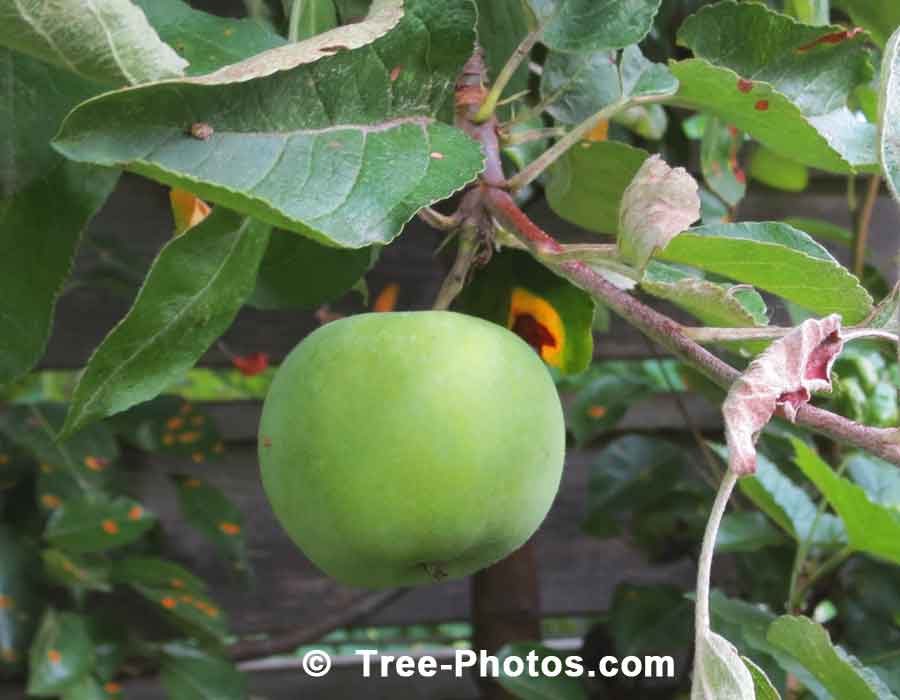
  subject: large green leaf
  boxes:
[660,222,873,323]
[710,445,846,547]
[135,0,287,76]
[61,210,270,437]
[160,643,246,700]
[879,27,900,208]
[250,229,376,309]
[833,0,900,48]
[792,439,900,565]
[530,0,661,54]
[641,262,768,328]
[3,404,118,494]
[546,140,649,234]
[53,0,484,249]
[46,494,156,553]
[768,616,899,700]
[133,583,228,645]
[171,474,250,575]
[678,1,872,116]
[27,610,94,696]
[671,60,877,173]
[0,51,119,386]
[0,0,187,85]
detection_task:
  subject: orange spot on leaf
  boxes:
[128,505,143,521]
[47,649,62,664]
[430,151,444,160]
[219,522,241,535]
[162,433,176,446]
[737,79,753,93]
[755,100,769,111]
[390,65,402,82]
[796,27,863,52]
[0,454,8,465]
[166,417,184,431]
[102,520,119,535]
[232,352,269,376]
[104,682,122,694]
[0,595,13,610]
[507,288,565,368]
[373,283,400,312]
[178,431,201,444]
[734,167,746,184]
[171,578,185,589]
[161,597,177,609]
[191,452,205,464]
[84,455,109,472]
[41,494,61,510]
[587,405,607,419]
[585,119,609,142]
[180,403,193,415]
[213,442,225,454]
[184,478,202,488]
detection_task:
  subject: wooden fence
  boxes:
[2,173,898,698]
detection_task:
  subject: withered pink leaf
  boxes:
[618,155,701,270]
[723,314,844,476]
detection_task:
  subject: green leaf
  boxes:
[531,0,662,54]
[767,615,899,700]
[609,583,693,656]
[112,556,208,593]
[792,438,900,564]
[287,0,339,42]
[749,146,809,192]
[0,526,40,674]
[495,643,586,700]
[134,584,228,645]
[42,549,112,593]
[541,49,619,125]
[476,0,532,107]
[135,0,287,75]
[671,60,877,173]
[27,610,94,696]
[879,27,900,209]
[455,250,594,375]
[660,222,873,323]
[53,0,484,249]
[61,210,271,437]
[583,436,688,536]
[171,474,250,575]
[742,656,782,700]
[111,395,225,461]
[46,494,156,554]
[678,1,873,116]
[709,445,847,546]
[250,229,376,309]
[160,643,246,700]
[717,512,787,553]
[0,0,187,85]
[3,404,119,494]
[0,51,119,386]
[641,262,768,328]
[546,140,650,234]
[701,116,745,207]
[833,0,900,47]
[692,630,755,699]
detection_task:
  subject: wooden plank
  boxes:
[127,440,702,638]
[37,176,900,370]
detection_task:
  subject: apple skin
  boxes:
[258,311,565,588]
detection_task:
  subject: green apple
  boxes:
[258,311,565,588]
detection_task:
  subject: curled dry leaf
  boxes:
[618,155,701,270]
[723,314,844,476]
